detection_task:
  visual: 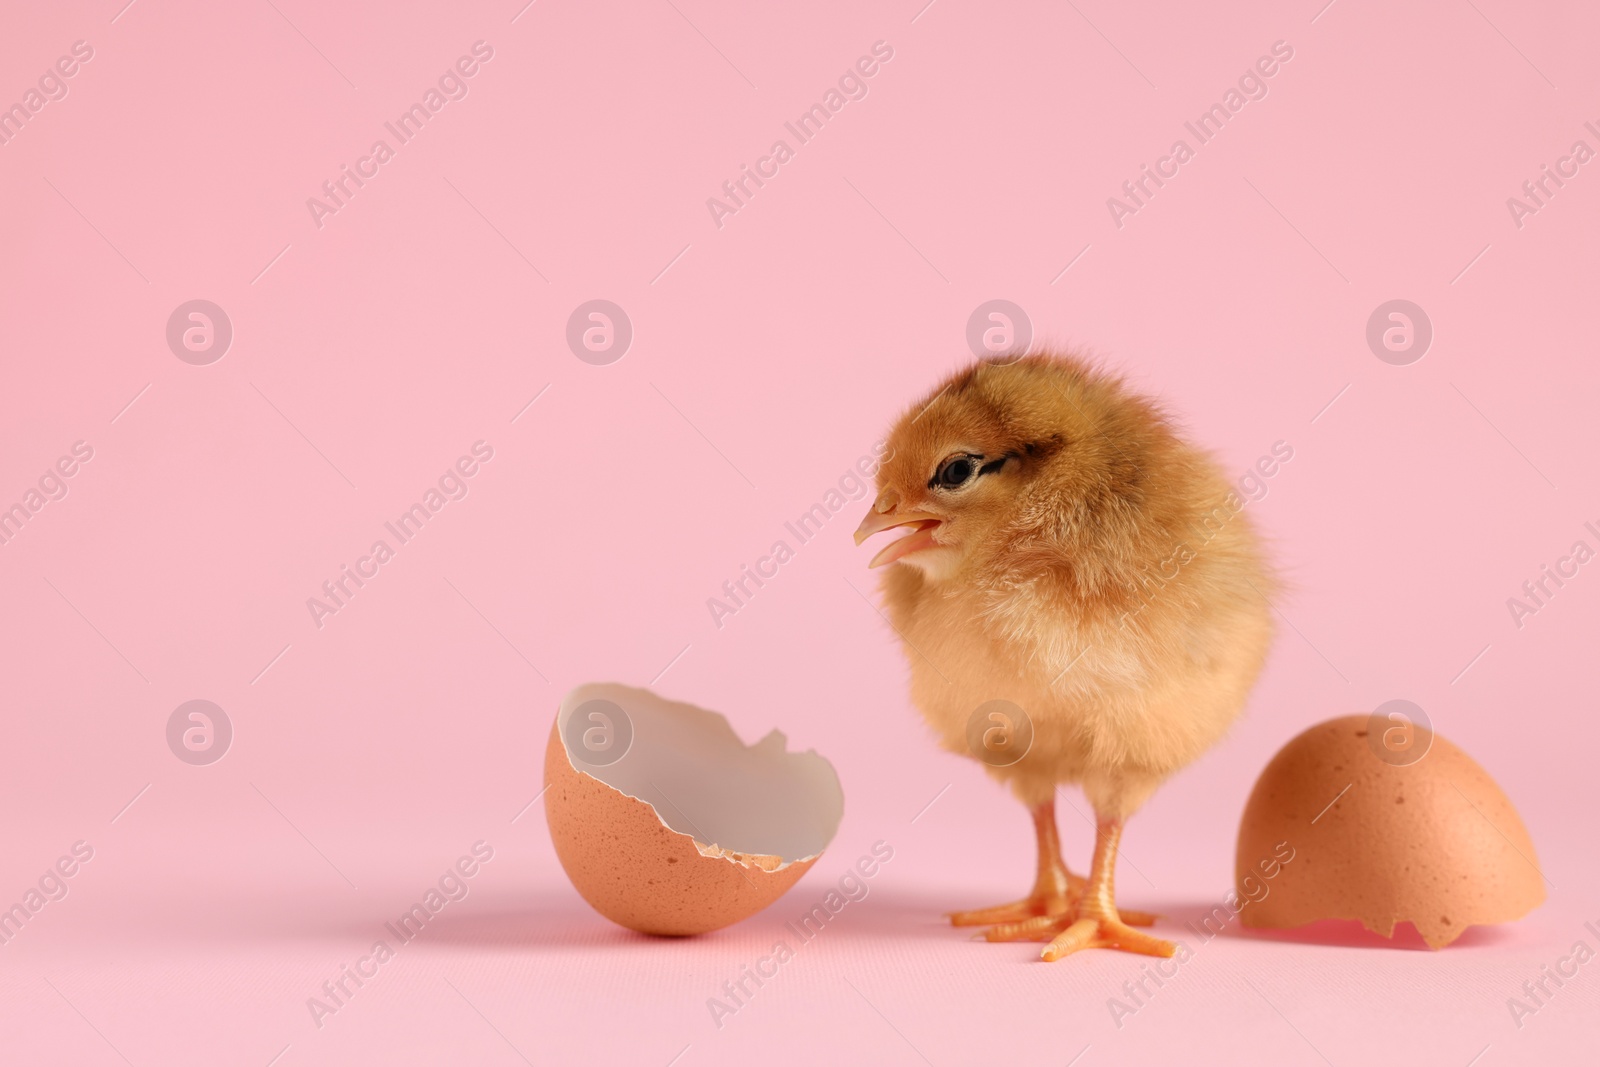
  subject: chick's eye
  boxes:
[934,456,976,489]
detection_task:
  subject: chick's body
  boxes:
[857,353,1274,959]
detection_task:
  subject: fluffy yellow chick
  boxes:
[855,352,1275,960]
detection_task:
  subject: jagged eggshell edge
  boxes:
[543,719,823,935]
[1236,715,1544,948]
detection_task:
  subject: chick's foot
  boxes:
[1040,914,1177,960]
[947,798,1155,934]
[950,886,1157,931]
[1036,815,1175,961]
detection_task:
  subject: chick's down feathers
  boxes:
[868,353,1274,819]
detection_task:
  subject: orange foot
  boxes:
[948,881,1158,933]
[1040,912,1176,961]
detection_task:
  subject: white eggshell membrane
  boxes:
[545,683,843,935]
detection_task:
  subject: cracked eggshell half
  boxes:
[544,683,844,936]
[1236,715,1544,948]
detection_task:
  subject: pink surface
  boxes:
[2,0,1597,1064]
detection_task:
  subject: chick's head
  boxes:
[855,353,1155,583]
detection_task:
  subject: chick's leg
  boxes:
[948,797,1155,932]
[947,799,1072,927]
[1040,816,1175,961]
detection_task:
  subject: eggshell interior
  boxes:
[544,683,843,935]
[1236,715,1544,948]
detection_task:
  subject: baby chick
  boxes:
[855,352,1274,960]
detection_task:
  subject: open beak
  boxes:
[854,501,944,569]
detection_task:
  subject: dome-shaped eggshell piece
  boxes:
[1236,715,1544,948]
[544,721,819,935]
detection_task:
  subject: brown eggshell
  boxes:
[544,685,842,936]
[1236,715,1544,948]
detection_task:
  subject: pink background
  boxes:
[3,0,1597,1063]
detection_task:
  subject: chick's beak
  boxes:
[854,491,943,568]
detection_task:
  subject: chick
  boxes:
[855,352,1275,960]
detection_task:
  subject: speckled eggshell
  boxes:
[543,721,819,935]
[1236,715,1544,948]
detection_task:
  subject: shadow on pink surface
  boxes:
[416,888,967,950]
[430,888,1532,954]
[1226,916,1514,951]
[1121,896,1528,951]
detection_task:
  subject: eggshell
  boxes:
[1236,715,1544,948]
[544,684,843,936]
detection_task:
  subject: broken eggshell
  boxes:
[544,683,844,936]
[1236,715,1544,948]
